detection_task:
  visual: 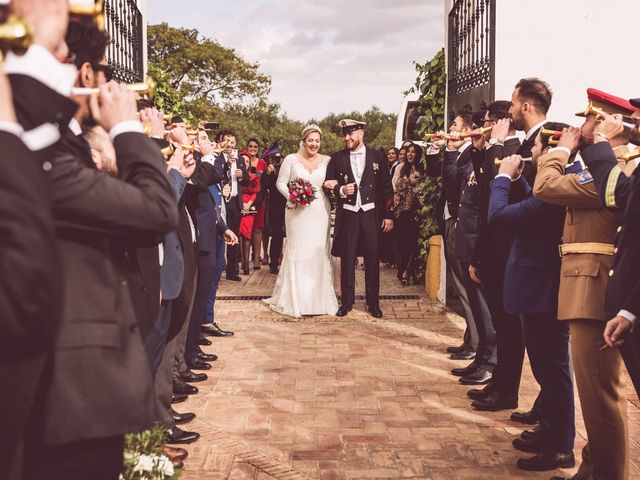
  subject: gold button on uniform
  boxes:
[617,226,622,233]
[614,247,618,254]
[609,270,614,277]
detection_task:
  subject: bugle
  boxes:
[69,0,105,31]
[540,127,563,146]
[160,143,198,157]
[71,77,156,100]
[623,147,640,162]
[582,102,636,129]
[425,126,493,142]
[0,14,32,57]
[494,157,533,166]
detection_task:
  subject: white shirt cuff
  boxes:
[635,158,640,167]
[201,154,216,165]
[339,186,347,198]
[618,310,637,325]
[4,45,77,97]
[549,146,572,158]
[109,121,145,142]
[495,173,511,181]
[0,121,24,137]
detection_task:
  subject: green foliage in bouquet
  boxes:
[120,426,181,480]
[406,48,446,275]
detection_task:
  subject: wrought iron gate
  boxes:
[447,0,495,122]
[105,0,144,83]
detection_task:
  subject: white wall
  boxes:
[494,0,640,125]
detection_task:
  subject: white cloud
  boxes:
[148,0,444,120]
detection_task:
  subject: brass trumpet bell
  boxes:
[69,0,105,31]
[0,14,32,57]
[540,127,563,146]
[583,102,606,120]
[160,143,197,157]
[623,147,640,161]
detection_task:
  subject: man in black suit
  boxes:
[215,130,249,281]
[325,119,394,318]
[9,12,179,479]
[0,69,64,480]
[263,153,286,274]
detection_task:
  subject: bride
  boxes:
[263,125,339,317]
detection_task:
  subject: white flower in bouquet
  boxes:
[156,455,175,478]
[134,454,155,475]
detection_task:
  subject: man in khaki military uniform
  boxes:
[533,88,638,480]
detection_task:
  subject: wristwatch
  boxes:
[488,137,501,146]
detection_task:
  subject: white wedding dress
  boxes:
[263,153,338,317]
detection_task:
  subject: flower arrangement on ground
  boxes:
[120,426,180,480]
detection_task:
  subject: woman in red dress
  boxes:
[239,139,267,273]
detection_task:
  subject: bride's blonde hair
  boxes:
[299,124,322,151]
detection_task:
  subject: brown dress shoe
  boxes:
[163,445,188,461]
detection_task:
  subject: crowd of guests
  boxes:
[0,3,285,479]
[425,77,640,477]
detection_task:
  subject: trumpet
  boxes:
[623,147,640,161]
[160,143,198,157]
[69,0,105,31]
[71,77,156,100]
[582,102,636,129]
[494,157,533,166]
[425,126,493,142]
[540,127,563,146]
[0,14,32,58]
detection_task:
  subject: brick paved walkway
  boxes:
[177,265,640,479]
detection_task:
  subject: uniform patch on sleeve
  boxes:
[576,170,593,185]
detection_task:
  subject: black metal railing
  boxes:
[105,0,144,83]
[448,0,494,96]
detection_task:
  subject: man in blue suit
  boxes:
[488,128,574,472]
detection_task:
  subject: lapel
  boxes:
[362,146,374,183]
[342,149,355,184]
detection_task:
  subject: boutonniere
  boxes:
[372,163,379,173]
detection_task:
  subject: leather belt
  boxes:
[559,242,615,256]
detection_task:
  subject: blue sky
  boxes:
[148,0,444,121]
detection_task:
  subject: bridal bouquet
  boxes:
[287,178,317,209]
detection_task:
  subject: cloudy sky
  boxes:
[148,0,444,121]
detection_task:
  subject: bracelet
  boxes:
[595,132,609,141]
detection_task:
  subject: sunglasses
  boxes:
[92,63,115,82]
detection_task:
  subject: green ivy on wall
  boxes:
[406,48,446,273]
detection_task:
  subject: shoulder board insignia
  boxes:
[576,170,593,185]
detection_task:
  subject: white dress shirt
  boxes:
[224,154,239,198]
[341,144,375,212]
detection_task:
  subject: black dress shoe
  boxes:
[171,393,188,404]
[471,390,517,411]
[512,435,547,453]
[197,352,218,362]
[521,424,542,441]
[173,378,198,396]
[511,408,541,425]
[186,357,211,370]
[198,335,212,346]
[201,323,234,337]
[367,305,383,318]
[459,367,492,385]
[269,266,279,274]
[466,380,495,400]
[170,408,196,425]
[450,348,476,360]
[165,426,200,444]
[517,451,575,471]
[451,361,479,377]
[336,305,352,317]
[446,343,468,354]
[226,274,241,281]
[179,370,208,383]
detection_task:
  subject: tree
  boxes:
[148,23,271,106]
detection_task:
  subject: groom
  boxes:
[325,119,394,318]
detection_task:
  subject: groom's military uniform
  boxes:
[326,120,394,313]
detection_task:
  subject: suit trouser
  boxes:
[521,313,574,453]
[269,216,284,271]
[570,319,628,480]
[205,235,226,325]
[444,218,479,350]
[155,325,179,429]
[481,260,524,396]
[460,262,496,371]
[1,353,48,480]
[144,300,173,374]
[174,270,198,377]
[24,435,124,480]
[620,331,640,398]
[186,254,217,361]
[226,200,241,276]
[340,209,379,307]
